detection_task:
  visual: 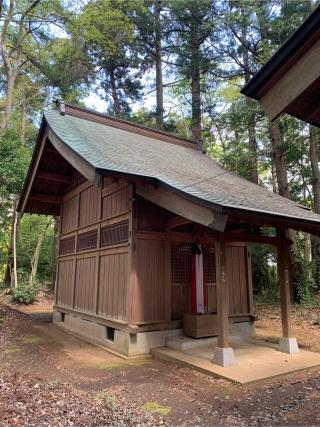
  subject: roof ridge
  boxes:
[53,100,199,150]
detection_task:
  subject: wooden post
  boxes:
[277,227,299,354]
[213,235,236,366]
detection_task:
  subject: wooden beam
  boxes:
[30,194,62,204]
[277,228,293,338]
[260,37,320,121]
[48,129,96,183]
[215,236,229,348]
[37,171,72,184]
[224,232,282,246]
[20,130,48,214]
[165,216,193,229]
[136,184,228,232]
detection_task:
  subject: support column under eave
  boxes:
[213,237,236,367]
[277,228,299,354]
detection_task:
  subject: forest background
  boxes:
[1,0,319,305]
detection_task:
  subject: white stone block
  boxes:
[278,337,299,354]
[213,347,236,367]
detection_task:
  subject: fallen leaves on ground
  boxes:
[0,373,154,427]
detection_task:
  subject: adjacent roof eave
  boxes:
[241,5,320,99]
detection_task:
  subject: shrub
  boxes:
[12,283,40,305]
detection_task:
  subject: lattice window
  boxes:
[171,244,193,284]
[59,236,75,255]
[203,246,216,283]
[101,220,129,247]
[77,229,98,251]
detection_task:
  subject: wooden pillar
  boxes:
[215,238,229,347]
[277,227,299,354]
[213,235,236,366]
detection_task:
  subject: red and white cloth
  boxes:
[191,244,206,314]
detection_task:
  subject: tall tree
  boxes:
[131,0,165,128]
[167,0,216,144]
[78,0,142,116]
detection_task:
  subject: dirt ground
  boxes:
[1,300,320,426]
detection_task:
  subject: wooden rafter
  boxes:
[30,194,62,204]
[136,184,228,232]
[165,216,193,229]
[37,171,72,184]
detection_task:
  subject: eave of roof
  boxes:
[17,107,320,235]
[241,4,320,100]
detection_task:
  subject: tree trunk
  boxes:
[29,223,49,286]
[270,120,290,198]
[190,18,201,145]
[248,114,258,184]
[309,125,320,290]
[20,90,27,145]
[3,196,19,286]
[155,0,163,129]
[12,200,19,289]
[241,17,258,184]
[109,70,121,117]
[310,125,320,214]
[1,72,15,130]
[270,119,300,302]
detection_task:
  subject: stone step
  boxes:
[165,335,218,351]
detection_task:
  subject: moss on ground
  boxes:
[96,359,151,371]
[3,346,22,355]
[18,335,42,345]
[140,402,171,416]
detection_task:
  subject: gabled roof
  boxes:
[18,103,320,234]
[241,5,320,100]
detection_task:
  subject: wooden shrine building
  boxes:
[17,95,320,365]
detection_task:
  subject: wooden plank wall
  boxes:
[170,241,251,321]
[132,238,166,323]
[56,177,132,323]
[131,197,253,326]
[227,244,250,315]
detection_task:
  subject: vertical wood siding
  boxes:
[61,195,78,234]
[102,186,129,219]
[98,252,128,320]
[74,256,96,313]
[79,186,100,228]
[227,245,249,315]
[132,238,166,323]
[56,259,74,307]
[57,179,132,324]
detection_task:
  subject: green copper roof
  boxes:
[44,109,320,227]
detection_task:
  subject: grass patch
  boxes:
[3,346,22,355]
[18,335,42,345]
[96,359,151,371]
[140,402,171,416]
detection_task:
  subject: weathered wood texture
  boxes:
[56,178,132,323]
[57,183,253,330]
[132,238,166,323]
[170,241,251,321]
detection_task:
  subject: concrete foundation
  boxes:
[278,337,299,354]
[213,347,237,367]
[53,310,182,357]
[166,321,255,352]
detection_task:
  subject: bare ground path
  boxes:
[1,301,320,426]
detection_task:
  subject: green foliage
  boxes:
[12,283,40,305]
[77,0,143,114]
[18,216,54,283]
